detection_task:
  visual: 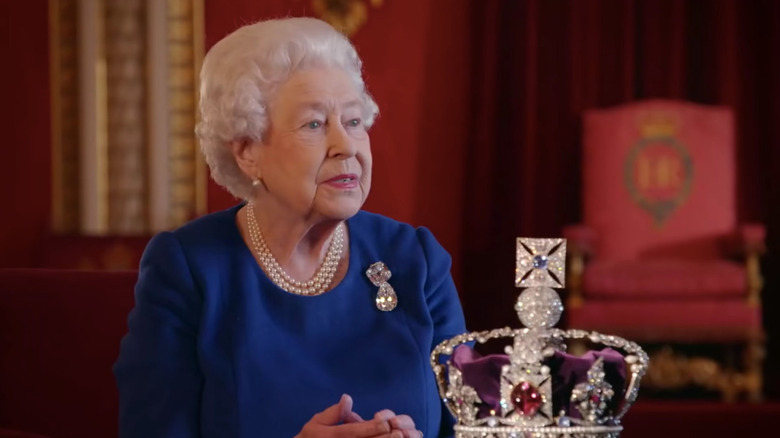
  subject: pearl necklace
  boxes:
[245,202,345,296]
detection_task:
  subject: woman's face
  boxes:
[254,67,372,223]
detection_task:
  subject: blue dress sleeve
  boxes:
[416,226,467,350]
[113,232,203,438]
[416,227,467,438]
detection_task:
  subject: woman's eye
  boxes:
[305,121,322,129]
[346,118,361,127]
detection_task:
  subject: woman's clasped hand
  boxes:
[295,395,423,438]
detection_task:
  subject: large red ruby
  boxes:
[511,381,542,416]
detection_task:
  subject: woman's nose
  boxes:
[327,123,358,158]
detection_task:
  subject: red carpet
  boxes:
[621,401,779,437]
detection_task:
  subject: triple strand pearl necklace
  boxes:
[245,202,345,296]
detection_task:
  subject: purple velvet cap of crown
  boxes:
[451,344,627,419]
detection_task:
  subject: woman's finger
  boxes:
[344,410,364,423]
[309,394,354,426]
[388,414,415,430]
[374,409,396,421]
[329,417,393,437]
[298,415,392,438]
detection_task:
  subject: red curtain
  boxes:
[458,0,780,393]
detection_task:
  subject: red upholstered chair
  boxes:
[564,100,766,401]
[0,269,137,438]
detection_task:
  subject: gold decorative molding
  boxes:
[746,252,763,306]
[644,344,764,402]
[49,0,81,233]
[106,0,148,234]
[167,0,206,227]
[49,0,205,235]
[312,0,384,36]
[644,347,724,392]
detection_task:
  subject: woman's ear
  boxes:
[230,139,261,180]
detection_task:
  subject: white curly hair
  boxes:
[195,17,380,200]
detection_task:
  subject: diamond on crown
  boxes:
[515,287,563,329]
[571,358,615,425]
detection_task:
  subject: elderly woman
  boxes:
[114,16,466,438]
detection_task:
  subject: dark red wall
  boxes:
[0,0,52,267]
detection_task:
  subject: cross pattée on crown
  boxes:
[515,238,567,289]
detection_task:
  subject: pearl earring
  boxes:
[252,179,261,187]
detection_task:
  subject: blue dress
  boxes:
[114,205,467,438]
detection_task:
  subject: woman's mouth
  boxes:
[324,174,359,189]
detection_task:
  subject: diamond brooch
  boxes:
[366,261,398,311]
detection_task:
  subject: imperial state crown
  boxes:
[431,238,649,438]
